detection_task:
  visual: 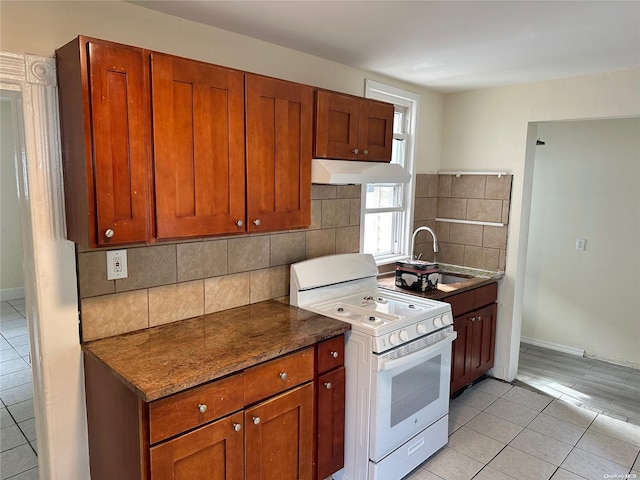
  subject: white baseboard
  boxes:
[520,336,584,357]
[0,287,25,301]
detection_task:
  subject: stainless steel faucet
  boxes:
[410,226,439,261]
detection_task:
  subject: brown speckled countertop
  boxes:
[378,263,503,300]
[83,300,349,402]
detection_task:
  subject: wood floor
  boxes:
[517,342,640,426]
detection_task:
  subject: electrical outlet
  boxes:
[575,238,586,251]
[106,249,128,280]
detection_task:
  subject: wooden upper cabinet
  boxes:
[245,75,312,232]
[358,98,394,162]
[56,36,151,248]
[314,90,394,162]
[151,53,246,240]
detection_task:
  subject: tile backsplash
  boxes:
[78,184,361,341]
[77,175,512,341]
[413,174,512,271]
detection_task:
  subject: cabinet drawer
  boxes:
[447,282,497,317]
[317,335,345,374]
[149,373,244,444]
[244,347,314,405]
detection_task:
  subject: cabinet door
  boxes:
[314,90,360,160]
[450,316,471,394]
[150,412,243,480]
[245,383,314,480]
[358,99,394,162]
[245,75,312,232]
[152,53,246,239]
[85,40,151,246]
[316,367,345,480]
[468,303,497,378]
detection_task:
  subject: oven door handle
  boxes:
[373,331,457,372]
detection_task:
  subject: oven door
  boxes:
[368,330,456,462]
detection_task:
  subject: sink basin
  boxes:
[437,273,473,284]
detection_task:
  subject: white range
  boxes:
[290,253,456,480]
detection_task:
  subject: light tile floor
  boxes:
[3,299,638,480]
[404,378,640,480]
[0,299,38,480]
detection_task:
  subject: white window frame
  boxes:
[360,79,419,265]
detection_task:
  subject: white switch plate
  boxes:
[575,238,586,251]
[106,249,128,280]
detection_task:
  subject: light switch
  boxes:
[106,249,128,280]
[575,238,586,251]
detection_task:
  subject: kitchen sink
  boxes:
[437,273,474,284]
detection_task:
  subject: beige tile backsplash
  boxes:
[78,175,512,341]
[415,173,512,271]
[78,184,362,341]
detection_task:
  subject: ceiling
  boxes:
[133,1,640,93]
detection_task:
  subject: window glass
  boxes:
[362,85,416,262]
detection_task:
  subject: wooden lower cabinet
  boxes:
[150,412,244,480]
[447,283,498,395]
[316,367,345,480]
[84,337,346,480]
[245,384,314,480]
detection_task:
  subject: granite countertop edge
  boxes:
[82,300,350,402]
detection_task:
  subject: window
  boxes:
[361,80,419,265]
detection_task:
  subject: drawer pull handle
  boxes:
[330,351,339,359]
[104,228,115,238]
[235,220,243,227]
[324,382,332,390]
[253,416,261,425]
[362,149,369,155]
[198,404,207,414]
[352,148,359,155]
[233,423,242,432]
[279,372,288,381]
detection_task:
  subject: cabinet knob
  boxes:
[253,219,261,226]
[104,229,115,238]
[352,148,359,155]
[252,416,261,425]
[324,382,332,390]
[279,372,288,381]
[233,423,242,432]
[330,351,339,359]
[236,220,244,227]
[198,404,207,414]
[362,149,369,155]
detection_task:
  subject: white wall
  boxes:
[441,70,640,381]
[523,119,640,368]
[0,98,25,299]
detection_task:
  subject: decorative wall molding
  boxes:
[1,50,89,479]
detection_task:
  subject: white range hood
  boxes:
[312,158,411,185]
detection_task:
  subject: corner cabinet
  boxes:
[56,36,312,247]
[447,283,498,395]
[83,335,345,480]
[313,90,394,162]
[56,36,152,247]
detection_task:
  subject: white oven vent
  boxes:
[312,159,411,185]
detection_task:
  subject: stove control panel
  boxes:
[372,310,453,353]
